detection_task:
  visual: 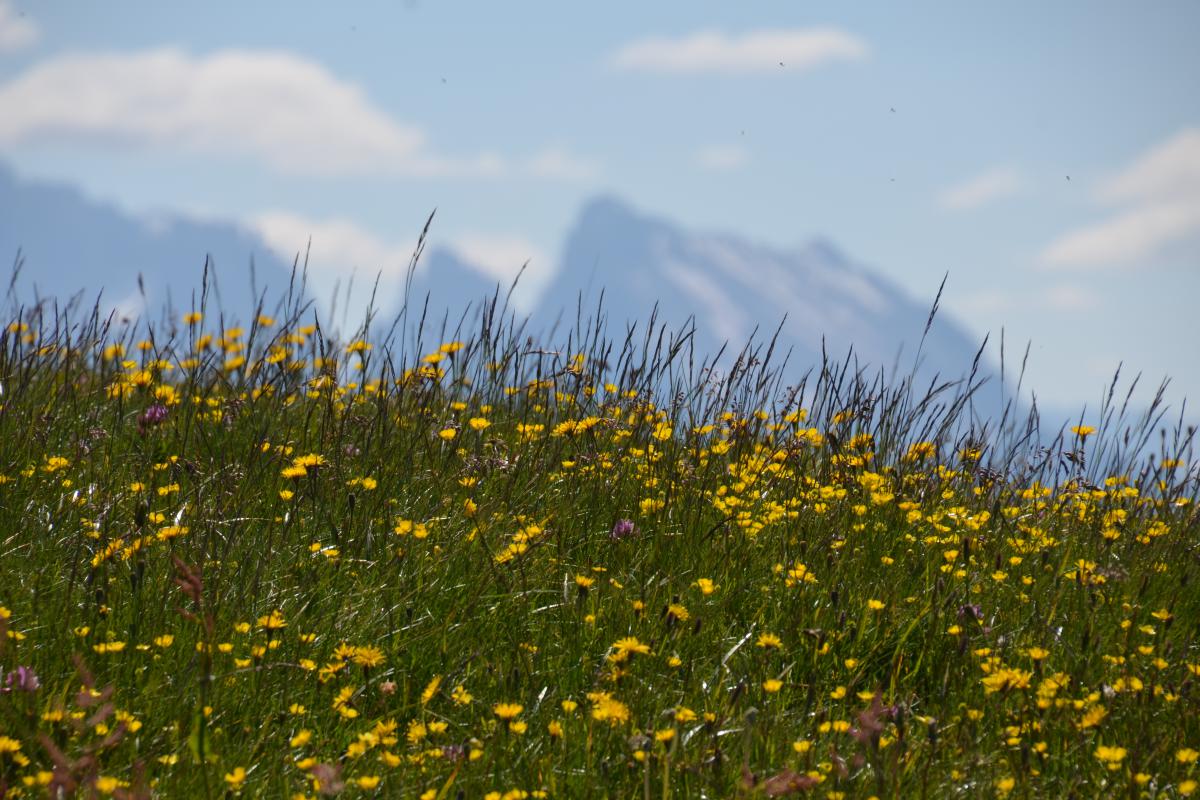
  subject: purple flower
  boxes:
[140,403,169,426]
[609,518,637,541]
[2,665,39,692]
[957,604,983,622]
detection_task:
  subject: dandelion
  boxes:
[756,632,783,649]
[588,691,631,725]
[763,679,783,693]
[257,610,287,631]
[1094,744,1126,770]
[608,636,652,663]
[224,767,247,789]
[981,668,1032,694]
[421,675,442,705]
[493,703,524,720]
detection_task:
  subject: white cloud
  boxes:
[524,147,598,181]
[250,212,416,321]
[1041,202,1200,267]
[1041,284,1101,312]
[948,283,1100,316]
[252,212,414,278]
[938,166,1022,210]
[449,234,551,294]
[250,213,550,316]
[1099,128,1200,205]
[0,1,38,53]
[610,28,867,75]
[696,144,748,171]
[0,48,594,180]
[1041,127,1200,268]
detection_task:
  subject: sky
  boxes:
[0,1,1197,413]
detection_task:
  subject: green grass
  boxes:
[0,284,1197,799]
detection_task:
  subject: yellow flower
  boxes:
[762,679,783,693]
[867,599,886,611]
[257,610,287,630]
[493,703,524,720]
[421,675,442,705]
[351,646,386,668]
[694,578,719,595]
[981,667,1032,693]
[609,636,652,662]
[589,692,630,725]
[468,417,491,431]
[438,428,457,441]
[356,776,381,790]
[224,767,247,788]
[1079,705,1107,729]
[1071,425,1096,437]
[1178,748,1200,764]
[756,633,783,649]
[1094,744,1127,769]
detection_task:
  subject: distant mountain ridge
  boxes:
[0,163,297,322]
[538,195,985,384]
[1,164,1000,418]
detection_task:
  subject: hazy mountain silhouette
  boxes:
[2,164,1004,419]
[0,163,298,323]
[538,196,991,395]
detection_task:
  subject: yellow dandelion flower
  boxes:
[493,703,523,720]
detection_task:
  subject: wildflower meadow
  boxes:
[0,278,1197,799]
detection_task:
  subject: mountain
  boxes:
[1,165,1002,419]
[0,163,503,333]
[537,195,991,391]
[0,163,298,323]
[399,247,507,335]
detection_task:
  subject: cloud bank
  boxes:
[0,48,594,179]
[0,1,37,53]
[939,167,1022,210]
[250,212,548,314]
[695,144,749,171]
[610,28,867,75]
[1042,128,1200,268]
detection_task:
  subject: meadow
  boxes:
[0,277,1197,799]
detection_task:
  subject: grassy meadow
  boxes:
[0,282,1197,799]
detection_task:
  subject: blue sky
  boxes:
[0,1,1197,411]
